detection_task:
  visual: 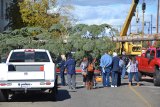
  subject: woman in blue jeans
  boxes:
[127,57,140,86]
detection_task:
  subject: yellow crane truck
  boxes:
[118,0,142,55]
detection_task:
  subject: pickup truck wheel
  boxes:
[0,90,9,102]
[138,72,142,81]
[154,68,160,86]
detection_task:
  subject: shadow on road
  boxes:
[9,90,71,102]
[141,78,153,83]
[57,90,71,101]
[121,83,129,86]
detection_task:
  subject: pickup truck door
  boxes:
[142,50,151,72]
[147,50,156,73]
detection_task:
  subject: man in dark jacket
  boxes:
[64,53,76,91]
[59,54,66,86]
[121,51,128,79]
[111,52,120,87]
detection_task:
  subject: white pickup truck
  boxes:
[0,49,57,101]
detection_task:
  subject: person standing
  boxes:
[111,52,120,87]
[86,56,95,90]
[128,57,140,86]
[59,54,66,86]
[64,53,76,91]
[126,56,131,82]
[121,51,128,79]
[118,56,125,86]
[80,56,88,87]
[100,51,112,87]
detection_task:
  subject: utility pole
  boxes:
[148,22,150,34]
[130,23,132,34]
[142,0,146,35]
[157,0,160,33]
[136,8,139,33]
[151,14,152,34]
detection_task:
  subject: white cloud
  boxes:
[72,1,157,34]
[70,0,155,6]
[58,0,157,27]
[73,4,130,25]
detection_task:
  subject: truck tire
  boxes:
[138,72,142,81]
[154,68,160,86]
[0,90,8,102]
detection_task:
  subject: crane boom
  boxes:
[120,0,139,36]
[116,0,142,55]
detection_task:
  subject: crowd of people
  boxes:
[58,51,140,91]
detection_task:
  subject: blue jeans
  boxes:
[60,69,66,86]
[129,72,139,82]
[121,66,126,79]
[102,68,111,87]
[112,71,118,86]
[67,74,76,89]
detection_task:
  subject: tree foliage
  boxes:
[0,24,117,64]
[19,0,59,28]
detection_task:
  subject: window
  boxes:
[35,52,50,62]
[9,52,25,62]
[145,50,150,58]
[9,52,50,62]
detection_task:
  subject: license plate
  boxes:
[21,83,31,88]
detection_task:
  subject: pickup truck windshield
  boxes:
[157,50,160,58]
[9,52,50,62]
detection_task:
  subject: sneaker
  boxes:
[115,85,117,87]
[136,83,140,87]
[111,85,114,87]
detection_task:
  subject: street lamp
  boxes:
[136,8,140,33]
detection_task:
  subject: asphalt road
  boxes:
[0,75,159,107]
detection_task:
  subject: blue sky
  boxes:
[64,0,157,34]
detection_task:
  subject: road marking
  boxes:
[129,86,153,107]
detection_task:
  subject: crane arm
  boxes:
[120,0,139,36]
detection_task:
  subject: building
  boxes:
[0,0,12,32]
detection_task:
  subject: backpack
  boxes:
[87,63,94,72]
